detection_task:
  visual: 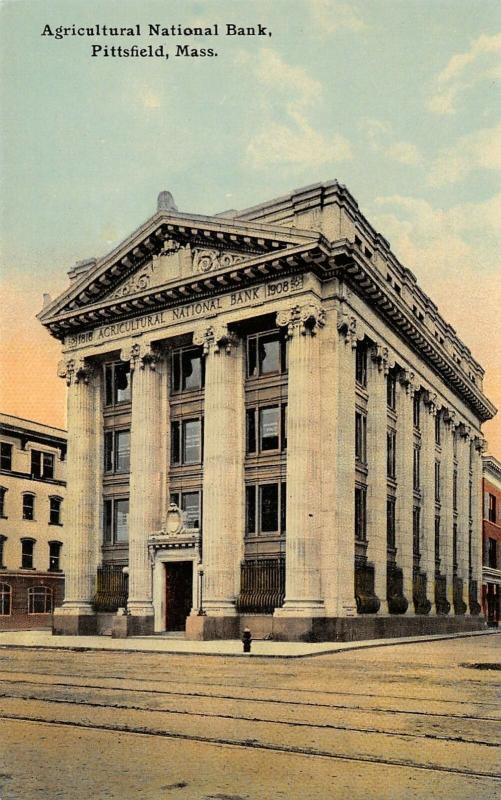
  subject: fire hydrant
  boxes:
[242,627,252,653]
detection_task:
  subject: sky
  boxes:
[0,0,500,451]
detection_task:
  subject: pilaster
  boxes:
[456,426,471,609]
[395,370,414,614]
[274,304,325,620]
[470,437,485,614]
[441,411,455,610]
[319,310,338,615]
[421,395,437,613]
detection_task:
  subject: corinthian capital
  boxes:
[276,303,326,338]
[57,357,94,386]
[193,323,238,355]
[337,312,358,348]
[370,344,391,375]
[121,341,160,371]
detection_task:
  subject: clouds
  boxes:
[362,119,422,166]
[309,0,365,34]
[427,123,501,186]
[427,32,501,115]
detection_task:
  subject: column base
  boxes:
[274,600,325,618]
[185,614,239,640]
[112,613,154,638]
[52,606,97,636]
[201,601,238,617]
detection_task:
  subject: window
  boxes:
[435,414,441,446]
[0,583,11,615]
[49,496,62,525]
[387,430,396,479]
[0,443,12,471]
[488,493,497,523]
[453,470,458,512]
[355,343,367,387]
[0,535,6,568]
[48,541,62,571]
[104,430,130,473]
[21,538,35,569]
[434,516,441,569]
[247,405,287,454]
[0,487,6,518]
[413,506,421,557]
[488,538,497,569]
[171,419,203,465]
[31,450,54,480]
[103,498,129,544]
[435,461,441,502]
[413,446,421,491]
[28,586,52,614]
[104,361,131,406]
[170,491,202,529]
[355,412,367,464]
[387,372,397,411]
[245,482,286,535]
[171,347,205,393]
[387,496,396,551]
[453,523,458,575]
[355,485,367,542]
[247,330,287,378]
[413,394,420,430]
[22,493,35,520]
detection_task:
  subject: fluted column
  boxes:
[470,437,484,614]
[274,304,325,618]
[123,341,163,634]
[456,427,471,608]
[53,358,100,634]
[441,412,455,610]
[395,370,414,612]
[366,346,389,613]
[195,323,245,616]
[421,395,437,613]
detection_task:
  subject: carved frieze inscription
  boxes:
[65,274,305,349]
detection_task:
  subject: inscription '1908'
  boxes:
[65,275,304,348]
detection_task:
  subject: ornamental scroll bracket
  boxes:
[121,341,160,371]
[57,357,94,386]
[192,248,247,274]
[370,343,392,375]
[398,367,416,396]
[193,323,238,355]
[276,303,326,338]
[423,389,439,416]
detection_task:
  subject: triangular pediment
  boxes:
[39,209,321,325]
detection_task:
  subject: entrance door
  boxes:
[165,561,193,631]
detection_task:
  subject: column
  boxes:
[470,437,484,615]
[395,370,414,613]
[123,341,163,635]
[53,357,100,635]
[274,303,325,624]
[190,323,245,634]
[421,394,437,613]
[456,426,470,612]
[441,411,455,610]
[366,345,389,613]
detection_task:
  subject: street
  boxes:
[0,634,499,799]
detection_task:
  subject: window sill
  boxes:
[48,522,63,527]
[19,567,36,571]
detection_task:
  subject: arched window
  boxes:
[22,493,35,521]
[48,541,62,572]
[0,582,11,615]
[0,534,6,569]
[21,538,36,569]
[49,496,62,526]
[0,486,7,518]
[27,586,52,614]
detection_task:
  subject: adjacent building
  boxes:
[0,413,67,629]
[37,182,496,641]
[482,455,501,626]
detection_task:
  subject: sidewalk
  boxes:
[0,628,498,659]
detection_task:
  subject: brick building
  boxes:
[0,414,67,629]
[482,455,501,626]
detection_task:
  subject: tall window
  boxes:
[355,485,367,542]
[435,461,441,502]
[355,412,367,464]
[104,362,131,406]
[413,506,421,558]
[28,586,53,614]
[0,535,6,568]
[49,496,62,525]
[21,538,35,569]
[31,450,54,480]
[22,493,35,520]
[453,523,458,575]
[247,330,287,378]
[103,498,129,544]
[355,343,367,387]
[453,470,458,512]
[386,496,396,551]
[487,493,497,523]
[413,446,421,491]
[104,430,130,473]
[435,414,441,446]
[387,430,396,479]
[0,443,12,471]
[434,516,441,570]
[170,491,202,529]
[171,419,203,465]
[0,583,11,615]
[246,405,287,454]
[0,487,6,517]
[48,541,62,571]
[171,347,204,392]
[245,483,286,535]
[387,372,397,411]
[413,393,421,430]
[488,538,497,569]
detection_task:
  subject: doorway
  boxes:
[165,561,193,631]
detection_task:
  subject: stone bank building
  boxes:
[38,182,496,640]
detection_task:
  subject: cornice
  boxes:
[483,455,501,482]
